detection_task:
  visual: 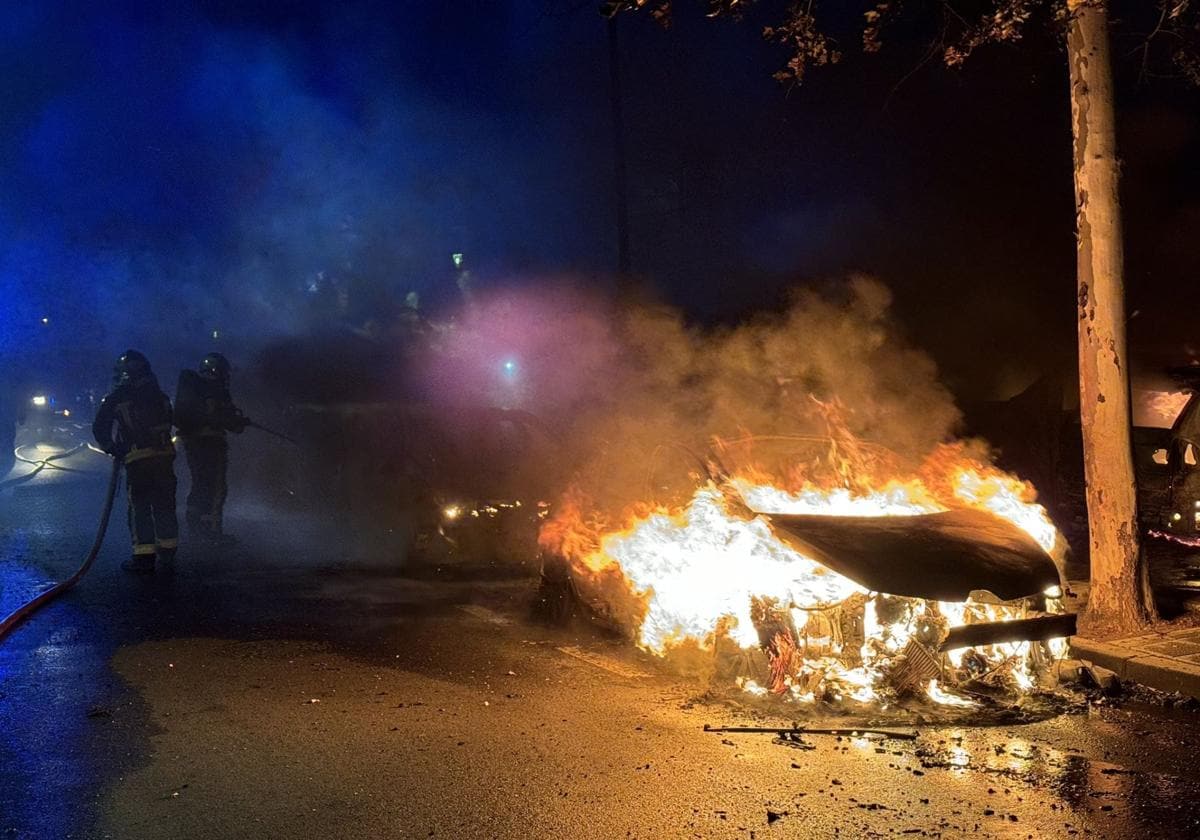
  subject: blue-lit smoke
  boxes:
[0,1,611,381]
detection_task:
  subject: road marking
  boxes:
[555,645,650,679]
[458,605,512,626]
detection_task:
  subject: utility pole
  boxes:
[607,14,633,288]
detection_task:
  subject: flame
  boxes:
[597,488,866,651]
[540,438,1068,706]
[950,469,1058,554]
[925,679,976,708]
[735,478,942,517]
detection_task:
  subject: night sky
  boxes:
[2,0,1197,400]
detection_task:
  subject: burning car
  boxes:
[538,436,1071,709]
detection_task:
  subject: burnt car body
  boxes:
[716,436,1065,606]
[763,507,1060,604]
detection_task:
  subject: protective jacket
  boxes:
[92,375,175,464]
[175,370,246,438]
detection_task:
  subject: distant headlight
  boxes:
[31,395,48,407]
[442,504,462,521]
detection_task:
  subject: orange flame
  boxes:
[540,436,1066,706]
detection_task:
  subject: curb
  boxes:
[1070,636,1200,700]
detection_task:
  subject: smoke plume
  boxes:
[417,276,963,517]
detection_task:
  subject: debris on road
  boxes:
[1079,664,1122,695]
[703,723,919,740]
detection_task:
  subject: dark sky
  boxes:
[2,0,1197,400]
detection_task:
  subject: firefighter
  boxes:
[0,373,21,478]
[92,350,178,573]
[2,373,39,480]
[176,352,247,541]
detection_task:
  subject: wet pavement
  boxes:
[5,445,1200,838]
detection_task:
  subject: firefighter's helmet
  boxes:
[114,350,151,385]
[200,352,232,383]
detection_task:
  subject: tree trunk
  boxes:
[1066,0,1157,632]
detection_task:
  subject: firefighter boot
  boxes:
[121,554,156,574]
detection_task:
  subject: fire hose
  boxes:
[0,411,294,642]
[245,419,298,445]
[0,456,122,642]
[0,442,92,490]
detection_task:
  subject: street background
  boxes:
[4,438,1200,838]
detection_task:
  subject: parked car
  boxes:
[1139,368,1200,537]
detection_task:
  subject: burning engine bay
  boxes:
[538,437,1073,718]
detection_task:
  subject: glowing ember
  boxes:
[925,679,976,708]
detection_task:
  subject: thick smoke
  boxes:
[417,277,963,517]
[0,2,611,382]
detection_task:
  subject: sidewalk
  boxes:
[1071,628,1200,700]
[1065,577,1200,700]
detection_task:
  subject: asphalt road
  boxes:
[5,445,1200,838]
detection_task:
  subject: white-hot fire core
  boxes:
[542,451,1068,707]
